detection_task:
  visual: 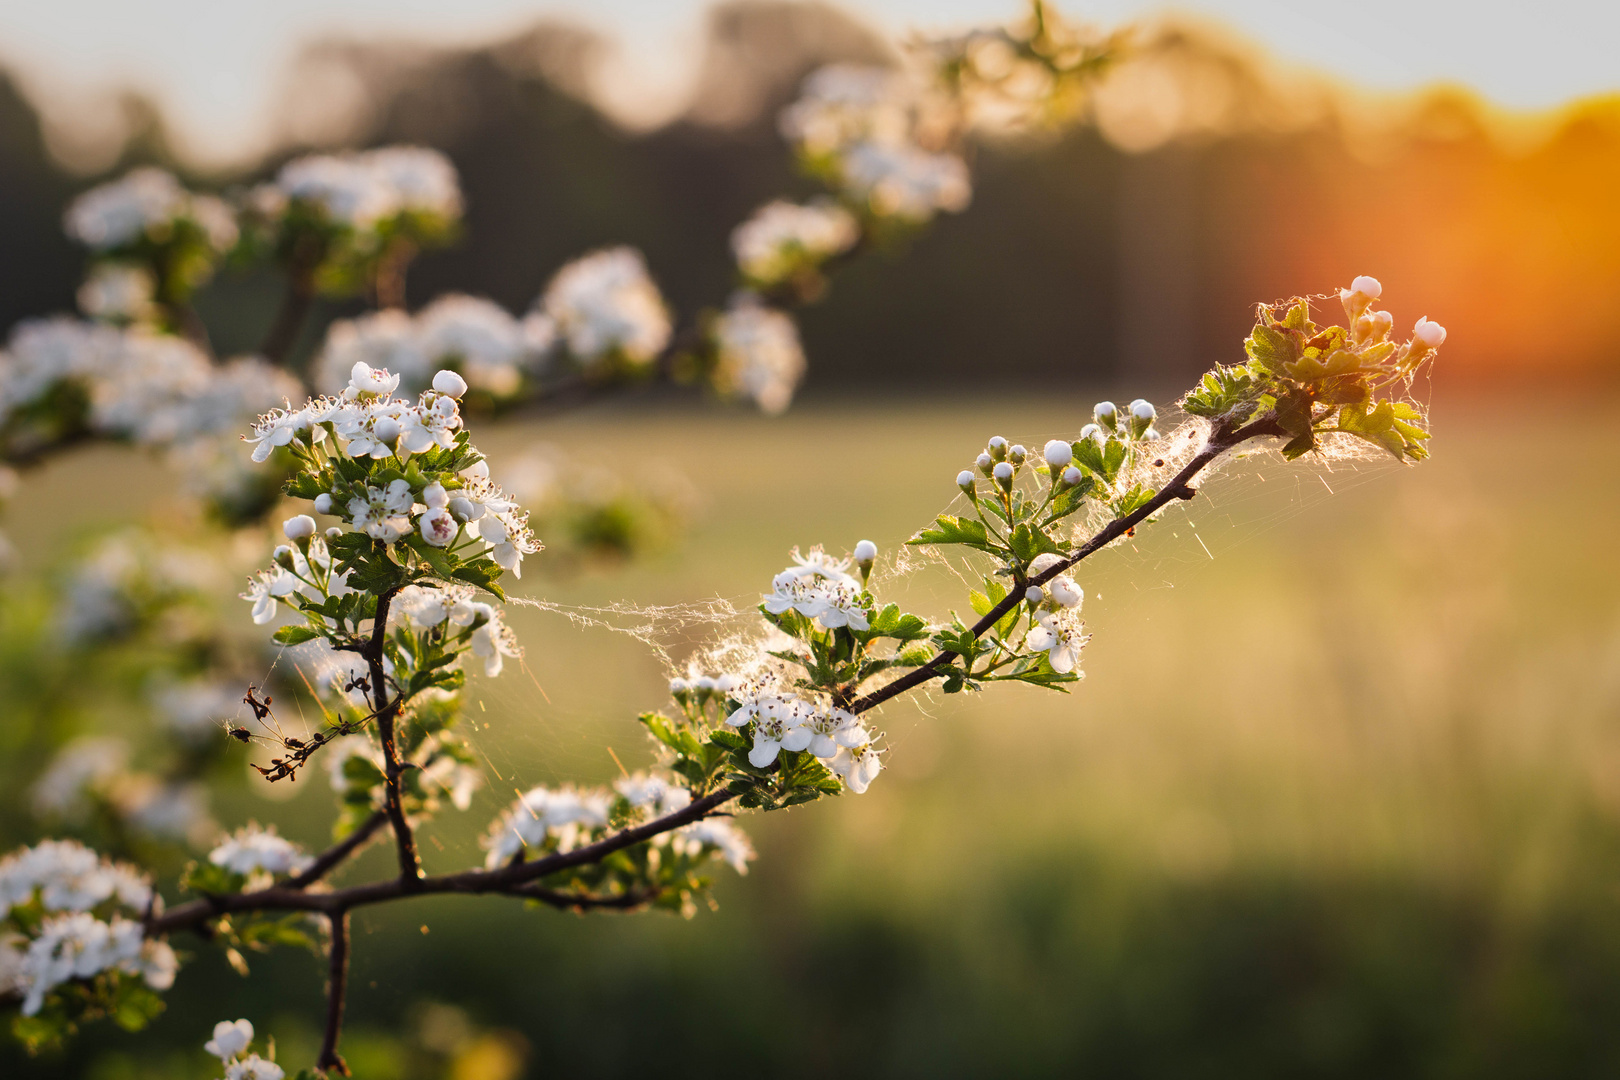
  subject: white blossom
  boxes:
[208,824,313,878]
[312,310,430,396]
[225,1055,285,1080]
[482,785,611,868]
[205,1019,255,1061]
[710,299,805,415]
[839,141,971,222]
[277,146,461,230]
[731,199,858,285]
[64,167,236,252]
[671,819,754,874]
[540,247,671,366]
[828,743,883,794]
[1413,317,1447,348]
[779,64,916,155]
[77,263,156,322]
[1025,609,1087,674]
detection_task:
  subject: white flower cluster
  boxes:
[240,532,352,626]
[482,785,612,867]
[730,199,859,287]
[27,736,213,845]
[395,583,523,677]
[77,263,156,323]
[481,776,756,874]
[0,318,299,450]
[0,839,175,1016]
[205,1018,284,1080]
[312,294,553,400]
[539,247,671,366]
[242,363,541,572]
[1340,275,1448,361]
[723,685,882,791]
[272,146,462,231]
[55,530,220,645]
[208,823,313,880]
[781,64,971,222]
[710,299,806,415]
[761,546,871,630]
[670,819,755,875]
[64,166,238,253]
[1023,552,1088,674]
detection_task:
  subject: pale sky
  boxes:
[2,0,1615,169]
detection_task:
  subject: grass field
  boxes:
[9,387,1620,1078]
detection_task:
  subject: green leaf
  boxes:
[907,514,994,553]
[450,561,506,600]
[1112,484,1157,518]
[1040,474,1095,524]
[1009,522,1061,563]
[1245,322,1299,374]
[272,624,324,646]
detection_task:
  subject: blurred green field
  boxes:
[9,387,1620,1078]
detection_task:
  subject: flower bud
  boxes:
[272,544,295,570]
[975,452,993,476]
[1079,423,1102,443]
[1340,274,1383,320]
[1370,310,1394,339]
[987,436,1008,461]
[419,507,457,547]
[1412,317,1446,349]
[1128,399,1156,438]
[694,676,717,696]
[1049,576,1083,609]
[957,470,977,498]
[1025,585,1044,605]
[432,369,469,398]
[373,416,401,446]
[992,460,1014,490]
[1008,444,1027,466]
[325,527,343,541]
[1043,439,1072,468]
[282,514,316,541]
[1061,465,1082,487]
[1093,401,1118,431]
[669,677,690,696]
[716,673,739,694]
[853,539,877,582]
[1029,552,1065,577]
[422,482,449,509]
[313,493,334,515]
[449,496,482,522]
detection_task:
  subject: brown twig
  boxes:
[316,910,351,1076]
[286,810,390,890]
[364,587,421,884]
[845,411,1284,716]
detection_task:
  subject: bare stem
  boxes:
[366,587,421,884]
[316,910,351,1077]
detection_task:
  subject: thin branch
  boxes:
[846,412,1284,716]
[286,810,389,890]
[143,414,1287,943]
[316,910,351,1077]
[515,885,662,911]
[366,587,422,884]
[146,789,735,934]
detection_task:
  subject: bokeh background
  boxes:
[2,1,1619,1076]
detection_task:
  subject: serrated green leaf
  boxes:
[272,624,324,646]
